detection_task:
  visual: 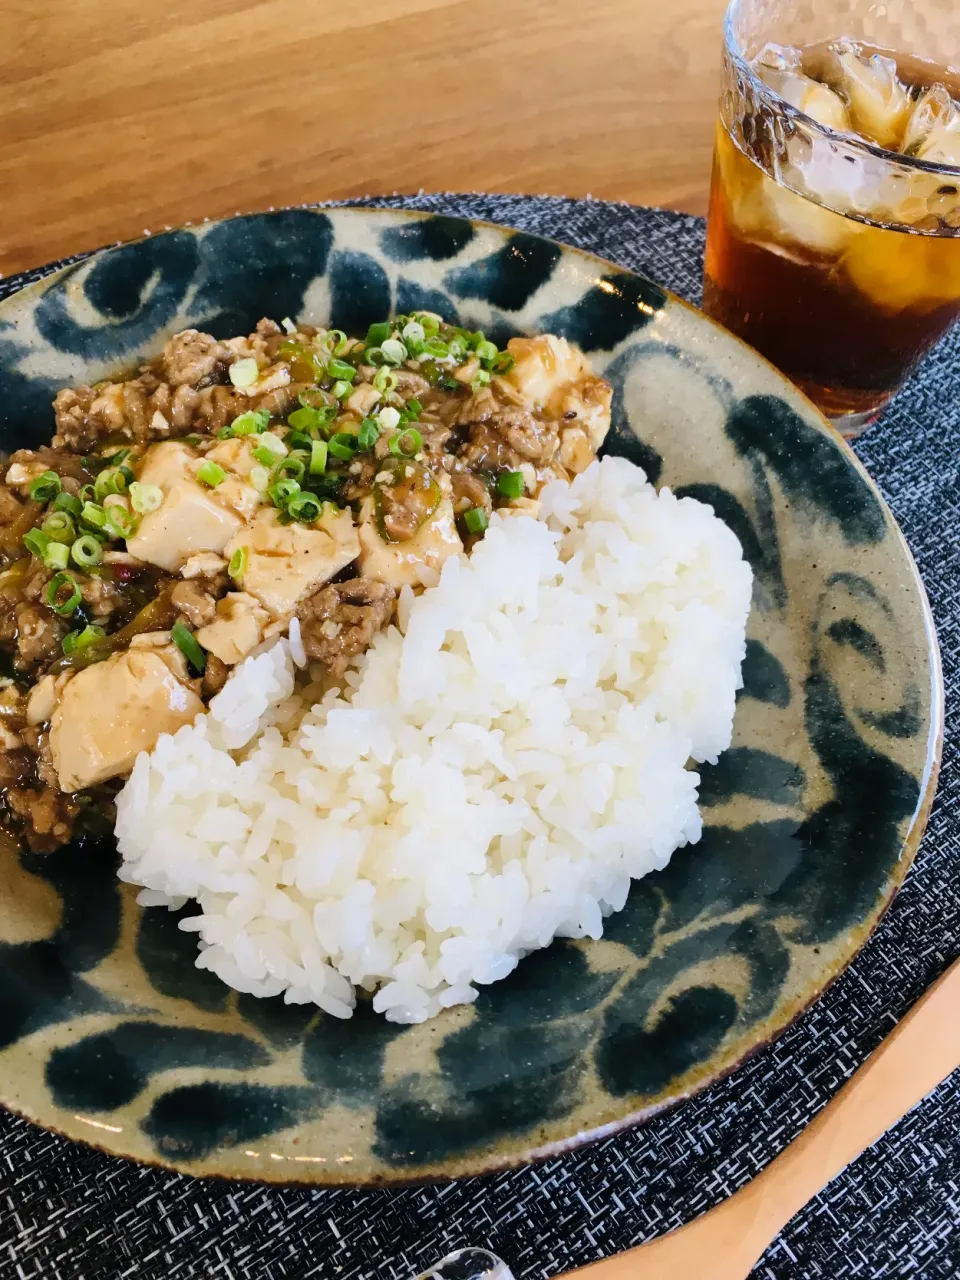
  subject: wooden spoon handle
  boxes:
[571,957,960,1280]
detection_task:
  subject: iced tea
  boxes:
[704,37,960,434]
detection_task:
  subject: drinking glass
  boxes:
[703,0,960,436]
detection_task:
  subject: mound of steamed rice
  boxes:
[115,457,753,1023]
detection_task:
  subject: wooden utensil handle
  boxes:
[571,958,960,1279]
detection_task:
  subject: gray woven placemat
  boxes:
[0,194,958,1280]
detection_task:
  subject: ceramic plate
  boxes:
[0,208,942,1184]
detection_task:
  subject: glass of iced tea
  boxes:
[703,0,960,436]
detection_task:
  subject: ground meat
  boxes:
[15,605,62,667]
[78,572,128,625]
[171,580,219,628]
[202,653,229,698]
[160,330,229,388]
[7,446,86,485]
[297,577,396,675]
[446,463,493,514]
[5,778,80,853]
[453,387,558,465]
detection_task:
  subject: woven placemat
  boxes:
[0,194,958,1280]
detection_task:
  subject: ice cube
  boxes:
[755,42,802,74]
[841,223,960,310]
[902,84,957,156]
[823,43,913,150]
[917,108,960,167]
[755,63,851,132]
[763,176,858,257]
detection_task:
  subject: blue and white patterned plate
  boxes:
[0,207,942,1184]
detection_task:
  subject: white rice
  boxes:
[115,457,753,1023]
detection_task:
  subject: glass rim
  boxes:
[723,0,960,180]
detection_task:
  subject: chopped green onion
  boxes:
[23,528,49,559]
[228,546,247,581]
[181,434,204,446]
[310,439,328,474]
[274,454,306,483]
[289,403,337,433]
[471,370,492,390]
[378,406,401,431]
[250,465,271,492]
[365,321,391,347]
[53,492,83,518]
[229,357,259,388]
[448,335,468,360]
[357,419,380,451]
[287,492,322,523]
[497,470,525,499]
[42,511,76,543]
[324,329,348,355]
[268,478,301,508]
[197,460,226,488]
[28,471,61,503]
[228,408,270,437]
[45,571,82,616]
[105,447,131,466]
[94,466,129,500]
[79,484,96,504]
[281,317,297,335]
[129,481,163,514]
[328,433,359,460]
[380,338,407,365]
[71,535,103,568]
[388,427,423,458]
[62,624,105,657]
[259,433,287,457]
[417,313,441,336]
[463,506,490,534]
[172,620,206,674]
[105,505,138,539]
[331,379,353,400]
[43,542,70,572]
[491,351,515,375]
[475,339,498,365]
[423,337,449,359]
[405,398,423,420]
[81,502,107,531]
[401,320,425,346]
[441,377,459,391]
[373,367,398,394]
[326,358,357,383]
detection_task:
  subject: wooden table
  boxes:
[0,0,726,277]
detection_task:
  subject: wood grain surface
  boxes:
[0,0,727,276]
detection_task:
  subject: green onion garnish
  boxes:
[229,357,259,388]
[228,408,271,437]
[471,370,492,390]
[405,398,423,420]
[129,481,163,514]
[94,466,129,501]
[273,454,306,483]
[388,427,423,458]
[28,471,62,503]
[373,367,398,394]
[365,321,391,347]
[378,406,401,431]
[53,492,83,518]
[310,440,328,475]
[324,328,348,354]
[197,460,226,488]
[401,320,425,346]
[326,358,356,383]
[289,403,337,433]
[105,505,137,539]
[417,313,441,336]
[286,492,322,523]
[81,501,107,531]
[172,620,206,674]
[62,624,105,657]
[475,339,498,365]
[43,542,70,572]
[250,465,271,492]
[448,335,468,360]
[71,535,104,568]
[228,546,247,581]
[331,379,352,400]
[497,470,525,499]
[423,337,449,359]
[463,506,490,534]
[23,528,49,559]
[45,571,82,616]
[268,478,301,508]
[328,433,359,460]
[357,419,380,451]
[79,484,96,504]
[491,352,515,375]
[105,447,131,466]
[380,338,407,365]
[42,511,76,543]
